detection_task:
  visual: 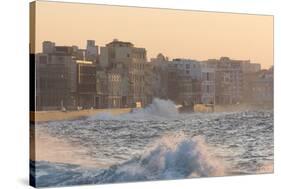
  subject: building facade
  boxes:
[206,57,243,105]
[252,67,273,105]
[36,41,97,110]
[36,44,78,110]
[76,60,96,109]
[35,40,272,111]
[99,39,147,108]
[167,59,215,105]
[145,53,170,103]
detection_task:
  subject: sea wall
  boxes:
[30,108,132,122]
[193,103,273,113]
[214,103,273,112]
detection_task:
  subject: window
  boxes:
[58,56,64,62]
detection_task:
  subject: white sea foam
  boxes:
[87,98,179,121]
[99,134,225,182]
[33,134,225,186]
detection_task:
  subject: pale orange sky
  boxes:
[34,1,274,68]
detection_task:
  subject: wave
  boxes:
[32,134,225,187]
[87,98,179,121]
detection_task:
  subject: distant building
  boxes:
[36,40,272,110]
[86,40,99,62]
[107,70,123,108]
[76,60,96,109]
[206,57,243,105]
[252,67,273,105]
[42,41,55,54]
[36,45,78,110]
[99,39,147,107]
[36,41,98,110]
[168,59,200,105]
[200,62,215,104]
[95,70,109,108]
[241,61,261,73]
[145,53,170,103]
[167,59,215,105]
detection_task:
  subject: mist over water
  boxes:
[87,98,180,121]
[33,98,273,187]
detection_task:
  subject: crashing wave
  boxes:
[32,135,224,187]
[87,98,179,121]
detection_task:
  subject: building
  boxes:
[145,53,170,103]
[86,40,99,62]
[167,58,215,105]
[107,69,124,108]
[36,40,270,111]
[206,57,243,105]
[241,61,261,73]
[168,59,200,105]
[95,70,109,108]
[36,41,99,110]
[252,67,273,105]
[76,60,96,109]
[99,39,147,107]
[200,62,216,104]
[36,44,78,110]
[241,61,261,103]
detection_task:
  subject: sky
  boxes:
[34,1,274,68]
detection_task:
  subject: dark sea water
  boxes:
[31,99,274,187]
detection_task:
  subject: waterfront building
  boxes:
[99,39,147,107]
[95,70,109,108]
[36,44,78,110]
[241,61,261,103]
[107,70,124,108]
[37,41,99,110]
[36,40,269,110]
[206,57,243,105]
[168,58,215,105]
[200,62,216,104]
[252,67,273,105]
[170,59,199,105]
[76,60,96,109]
[146,53,170,103]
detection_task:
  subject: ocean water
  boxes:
[31,99,274,187]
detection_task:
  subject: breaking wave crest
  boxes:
[32,134,224,187]
[87,98,179,121]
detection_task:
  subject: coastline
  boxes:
[30,108,132,122]
[30,103,272,122]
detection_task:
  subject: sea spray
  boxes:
[34,110,273,187]
[32,134,225,186]
[87,98,179,121]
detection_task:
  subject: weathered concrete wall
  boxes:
[214,103,273,112]
[30,108,131,122]
[194,104,214,113]
[193,103,273,113]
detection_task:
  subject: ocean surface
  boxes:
[31,99,274,187]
